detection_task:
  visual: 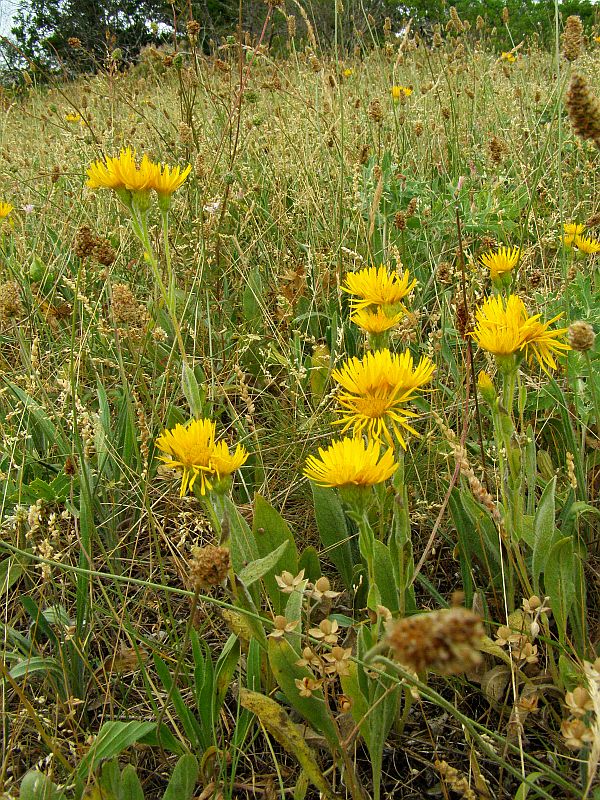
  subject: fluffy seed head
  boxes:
[386,607,484,675]
[568,321,595,351]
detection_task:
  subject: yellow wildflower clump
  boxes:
[86,148,191,208]
[480,245,520,281]
[391,85,413,101]
[343,265,416,312]
[304,436,397,488]
[332,348,435,448]
[0,201,13,219]
[471,294,571,372]
[155,418,248,497]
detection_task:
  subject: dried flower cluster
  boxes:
[386,607,484,675]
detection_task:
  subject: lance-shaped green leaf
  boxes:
[239,690,341,800]
[252,495,298,613]
[267,637,339,749]
[532,477,558,593]
[311,484,354,589]
[238,541,289,588]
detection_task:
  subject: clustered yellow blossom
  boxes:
[332,349,436,448]
[304,437,397,488]
[0,201,13,219]
[86,148,191,205]
[480,245,520,281]
[563,222,600,253]
[391,85,413,100]
[471,294,570,371]
[155,418,248,497]
[343,265,416,312]
[342,264,415,337]
[304,264,433,489]
[501,51,516,63]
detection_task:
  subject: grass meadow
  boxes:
[1,10,600,799]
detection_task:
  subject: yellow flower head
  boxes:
[86,148,157,193]
[152,162,192,196]
[563,222,586,246]
[471,294,570,371]
[501,51,516,63]
[342,266,416,312]
[210,440,249,479]
[343,68,353,77]
[574,234,600,255]
[65,112,84,124]
[350,306,405,334]
[594,36,600,44]
[332,348,435,448]
[471,295,529,356]
[391,85,412,100]
[156,418,216,496]
[304,436,398,487]
[477,371,494,392]
[155,419,248,497]
[118,151,158,192]
[520,314,571,371]
[480,245,520,280]
[0,201,13,219]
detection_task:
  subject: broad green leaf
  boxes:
[311,484,354,589]
[163,755,199,800]
[74,721,156,796]
[181,362,205,419]
[372,540,399,612]
[252,495,298,613]
[20,770,66,800]
[238,540,289,588]
[214,634,240,713]
[532,477,557,593]
[284,579,308,655]
[543,536,575,645]
[10,656,64,681]
[268,637,339,748]
[239,690,341,800]
[120,766,144,800]
[340,662,371,750]
[298,546,321,582]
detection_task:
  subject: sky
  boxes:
[0,0,17,37]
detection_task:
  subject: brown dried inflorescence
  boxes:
[386,607,484,675]
[73,225,116,265]
[568,321,595,352]
[0,281,24,325]
[489,135,507,164]
[188,545,230,589]
[566,73,600,150]
[367,99,384,124]
[561,15,583,62]
[111,282,150,336]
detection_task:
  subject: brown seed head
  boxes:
[394,211,407,230]
[187,19,201,39]
[68,37,82,49]
[0,281,24,324]
[189,545,231,589]
[368,99,384,124]
[566,73,600,149]
[568,321,595,351]
[501,6,509,24]
[386,607,484,675]
[561,15,583,62]
[585,212,600,228]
